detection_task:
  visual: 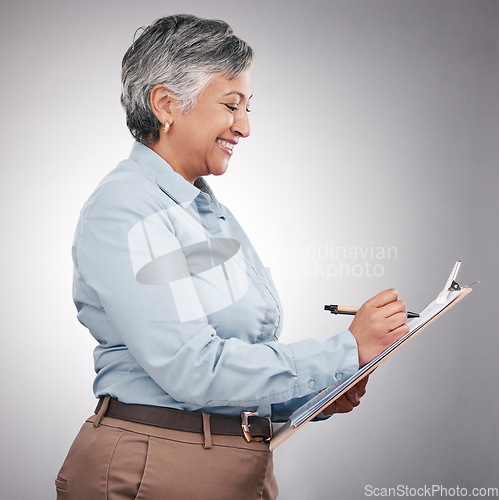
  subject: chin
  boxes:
[209,163,230,177]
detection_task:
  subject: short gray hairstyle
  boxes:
[121,14,254,145]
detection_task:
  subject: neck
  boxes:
[149,140,197,184]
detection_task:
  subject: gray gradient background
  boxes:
[1,0,497,499]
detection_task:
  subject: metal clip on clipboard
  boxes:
[436,260,463,304]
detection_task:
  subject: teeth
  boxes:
[217,139,234,150]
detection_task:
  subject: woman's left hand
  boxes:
[322,375,369,415]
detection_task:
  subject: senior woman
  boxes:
[55,14,409,499]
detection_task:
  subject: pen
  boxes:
[324,304,420,318]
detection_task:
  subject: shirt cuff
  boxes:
[290,329,359,398]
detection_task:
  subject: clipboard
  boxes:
[269,261,473,450]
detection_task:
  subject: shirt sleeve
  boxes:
[73,177,359,417]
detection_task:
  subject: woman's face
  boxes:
[163,70,252,183]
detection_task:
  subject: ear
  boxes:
[149,84,179,126]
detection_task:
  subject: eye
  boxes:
[224,104,238,112]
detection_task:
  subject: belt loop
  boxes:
[202,412,212,449]
[93,395,111,428]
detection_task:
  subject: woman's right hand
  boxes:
[349,289,409,367]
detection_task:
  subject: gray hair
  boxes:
[121,14,254,145]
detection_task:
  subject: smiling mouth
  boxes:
[216,138,235,155]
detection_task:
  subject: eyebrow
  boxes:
[223,91,253,100]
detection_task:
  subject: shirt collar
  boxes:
[194,177,223,215]
[130,142,223,217]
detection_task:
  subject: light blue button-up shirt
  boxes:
[72,142,359,421]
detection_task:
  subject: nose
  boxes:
[231,109,250,138]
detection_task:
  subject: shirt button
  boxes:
[308,379,316,389]
[335,373,344,381]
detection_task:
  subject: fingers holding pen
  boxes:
[368,288,399,308]
[350,289,410,367]
[381,298,407,319]
[365,289,407,319]
[322,289,411,414]
[384,309,409,333]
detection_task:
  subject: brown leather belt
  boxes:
[94,397,272,442]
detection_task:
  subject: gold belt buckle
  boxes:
[241,411,272,443]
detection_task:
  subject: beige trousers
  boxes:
[55,414,278,499]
